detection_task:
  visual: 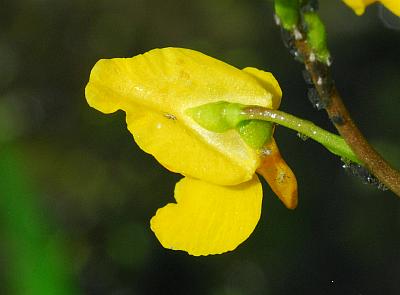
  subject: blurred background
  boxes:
[1,0,399,294]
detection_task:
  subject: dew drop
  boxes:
[293,28,303,40]
[273,14,281,26]
[280,28,304,63]
[302,69,313,85]
[280,28,294,50]
[301,0,319,12]
[341,159,388,191]
[309,52,316,62]
[292,50,304,62]
[325,56,333,66]
[297,132,309,141]
[307,88,324,110]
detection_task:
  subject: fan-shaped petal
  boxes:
[85,48,282,185]
[150,176,263,256]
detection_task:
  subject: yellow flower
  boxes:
[342,0,400,16]
[85,47,297,256]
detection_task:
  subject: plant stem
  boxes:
[294,26,400,197]
[273,1,400,197]
[241,107,360,164]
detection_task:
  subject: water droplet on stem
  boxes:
[297,132,309,141]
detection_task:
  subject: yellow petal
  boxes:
[125,107,255,185]
[380,0,400,16]
[342,0,376,15]
[242,67,282,109]
[342,0,399,16]
[150,176,263,256]
[85,48,282,185]
[257,139,298,209]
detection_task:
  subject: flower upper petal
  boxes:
[381,0,400,16]
[150,176,263,256]
[343,0,376,15]
[342,0,400,16]
[242,67,282,109]
[85,48,282,185]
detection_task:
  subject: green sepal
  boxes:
[185,101,244,133]
[236,120,273,149]
[303,12,330,63]
[186,102,274,149]
[274,0,300,30]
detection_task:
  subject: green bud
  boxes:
[185,101,244,133]
[274,0,300,30]
[303,12,330,64]
[236,120,273,149]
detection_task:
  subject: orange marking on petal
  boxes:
[257,139,298,209]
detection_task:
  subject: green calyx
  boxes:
[185,101,243,133]
[187,101,361,163]
[186,102,274,149]
[236,120,273,149]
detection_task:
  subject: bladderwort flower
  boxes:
[342,0,400,16]
[85,48,297,256]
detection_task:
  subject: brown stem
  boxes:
[293,37,400,197]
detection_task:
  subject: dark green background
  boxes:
[1,0,399,294]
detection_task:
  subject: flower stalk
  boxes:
[241,106,360,164]
[188,102,360,163]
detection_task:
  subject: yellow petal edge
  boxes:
[150,176,263,256]
[85,48,282,186]
[342,0,400,16]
